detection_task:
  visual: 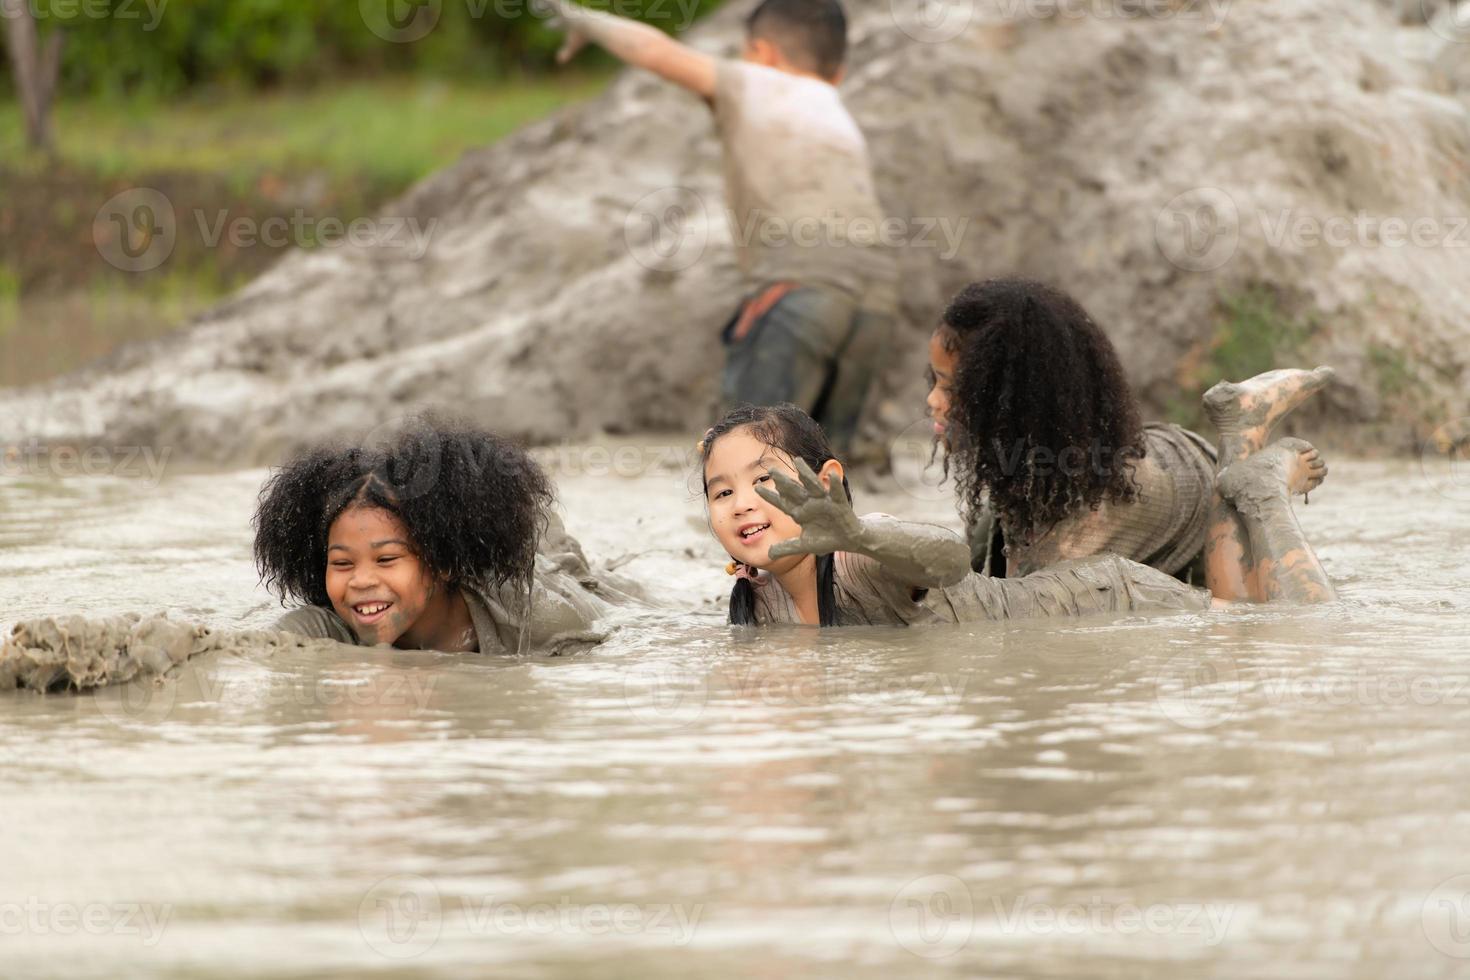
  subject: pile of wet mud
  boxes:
[0,614,314,694]
[0,0,1466,460]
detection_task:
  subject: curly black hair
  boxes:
[939,278,1144,542]
[252,414,553,609]
[700,403,850,627]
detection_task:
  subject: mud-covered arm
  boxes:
[758,460,972,589]
[538,0,716,97]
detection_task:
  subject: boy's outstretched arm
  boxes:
[540,0,716,99]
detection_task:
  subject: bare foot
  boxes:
[1203,366,1335,462]
[1216,437,1322,521]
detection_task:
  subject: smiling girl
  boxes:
[254,416,611,653]
[701,403,1334,627]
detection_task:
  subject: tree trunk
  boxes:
[2,0,64,152]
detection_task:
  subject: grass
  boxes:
[0,73,611,387]
[1165,285,1320,429]
[0,73,612,191]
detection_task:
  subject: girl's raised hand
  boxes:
[756,458,864,558]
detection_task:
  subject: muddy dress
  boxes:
[746,550,1211,628]
[979,423,1218,582]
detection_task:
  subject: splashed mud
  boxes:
[0,614,324,693]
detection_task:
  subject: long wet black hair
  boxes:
[700,403,851,627]
[939,278,1144,542]
[253,414,553,610]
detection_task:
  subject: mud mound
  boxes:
[0,613,315,693]
[1,0,1466,462]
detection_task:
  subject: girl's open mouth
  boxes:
[738,522,770,546]
[352,601,393,625]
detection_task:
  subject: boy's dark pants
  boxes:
[720,284,893,456]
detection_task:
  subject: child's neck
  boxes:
[773,553,822,626]
[397,586,477,652]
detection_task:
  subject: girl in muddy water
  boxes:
[254,415,619,654]
[926,277,1337,603]
[699,402,1334,628]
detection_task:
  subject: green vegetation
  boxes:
[0,74,611,189]
[1367,342,1414,399]
[9,0,720,97]
[1166,285,1320,428]
[0,74,611,386]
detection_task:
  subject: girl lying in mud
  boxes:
[927,277,1335,603]
[700,402,1333,627]
[254,416,618,654]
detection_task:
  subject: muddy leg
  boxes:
[1201,366,1335,601]
[1216,438,1335,603]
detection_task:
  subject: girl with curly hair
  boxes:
[253,415,613,654]
[927,277,1335,600]
[698,402,1335,629]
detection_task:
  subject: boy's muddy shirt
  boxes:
[999,424,1218,579]
[748,544,1210,628]
[712,61,898,314]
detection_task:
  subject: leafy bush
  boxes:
[3,0,723,96]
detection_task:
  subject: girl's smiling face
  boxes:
[325,505,436,646]
[704,427,840,574]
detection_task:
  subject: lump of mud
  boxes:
[0,614,322,695]
[0,614,218,693]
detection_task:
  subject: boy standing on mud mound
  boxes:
[545,0,898,456]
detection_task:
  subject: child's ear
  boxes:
[743,36,782,68]
[818,459,845,491]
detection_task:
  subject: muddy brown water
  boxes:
[3,443,1469,978]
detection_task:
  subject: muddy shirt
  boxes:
[748,551,1209,626]
[712,60,899,314]
[273,514,612,654]
[1000,424,1218,579]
